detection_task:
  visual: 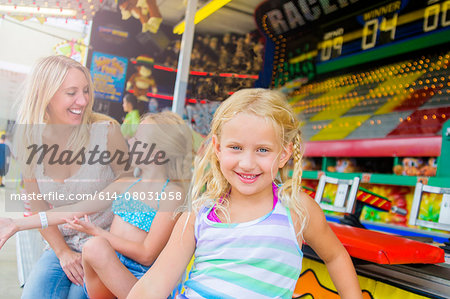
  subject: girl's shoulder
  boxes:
[109,176,139,194]
[197,201,215,215]
[88,114,118,137]
[164,181,185,194]
[187,202,214,226]
[288,190,322,241]
[177,211,198,231]
[158,181,187,211]
[90,112,119,125]
[299,189,323,215]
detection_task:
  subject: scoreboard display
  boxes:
[255,0,450,87]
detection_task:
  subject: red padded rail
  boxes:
[304,136,441,157]
[329,222,445,264]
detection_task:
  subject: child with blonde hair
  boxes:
[128,88,362,298]
[1,111,193,299]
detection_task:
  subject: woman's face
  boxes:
[46,68,89,125]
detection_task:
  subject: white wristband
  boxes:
[39,212,48,229]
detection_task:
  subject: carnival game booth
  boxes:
[254,0,450,297]
[291,30,450,299]
[292,45,450,244]
[295,171,449,298]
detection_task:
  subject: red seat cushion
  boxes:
[328,222,445,264]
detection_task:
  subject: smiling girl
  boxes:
[128,88,362,299]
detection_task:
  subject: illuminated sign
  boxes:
[256,0,450,87]
[261,0,361,36]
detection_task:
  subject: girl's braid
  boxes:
[293,130,303,165]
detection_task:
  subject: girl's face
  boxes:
[46,68,89,125]
[213,112,292,200]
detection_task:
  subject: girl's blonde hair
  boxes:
[15,55,114,177]
[189,88,307,233]
[139,111,193,193]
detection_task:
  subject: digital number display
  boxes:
[259,0,450,87]
[319,0,449,62]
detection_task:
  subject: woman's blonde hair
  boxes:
[189,88,307,233]
[139,111,193,193]
[15,55,114,177]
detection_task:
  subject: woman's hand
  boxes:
[57,249,84,286]
[0,218,17,250]
[65,215,102,236]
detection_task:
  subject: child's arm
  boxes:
[294,192,362,299]
[66,185,185,266]
[113,210,179,265]
[127,212,197,299]
[0,177,130,249]
[66,209,179,266]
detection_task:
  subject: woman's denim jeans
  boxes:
[21,249,88,299]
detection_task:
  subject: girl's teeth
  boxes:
[241,174,256,179]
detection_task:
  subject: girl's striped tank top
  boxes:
[179,199,303,299]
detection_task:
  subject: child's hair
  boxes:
[123,93,138,110]
[189,88,307,233]
[14,55,115,177]
[139,111,193,193]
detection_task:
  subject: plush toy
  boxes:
[393,164,403,175]
[327,158,359,173]
[406,158,424,176]
[302,158,316,171]
[119,0,162,33]
[420,157,437,177]
[393,157,424,176]
[163,40,181,67]
[126,56,157,101]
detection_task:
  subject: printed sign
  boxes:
[90,52,128,102]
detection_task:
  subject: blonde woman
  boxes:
[128,88,362,299]
[14,55,128,299]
